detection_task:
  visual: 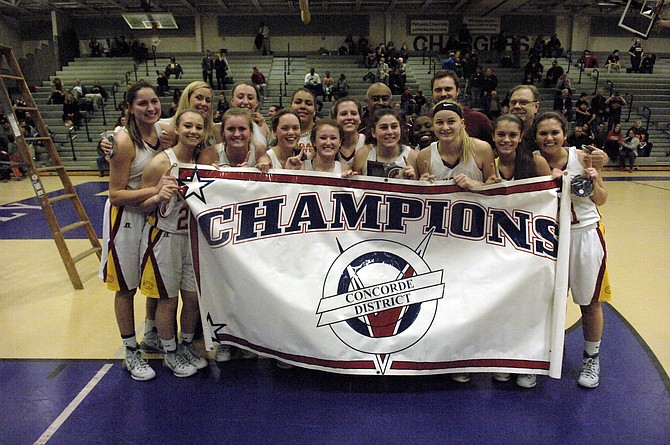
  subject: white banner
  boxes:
[180,166,570,377]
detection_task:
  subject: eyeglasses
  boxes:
[370,95,390,102]
[509,100,537,107]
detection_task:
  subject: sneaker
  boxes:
[124,349,156,381]
[139,329,162,353]
[450,373,471,383]
[163,352,197,377]
[179,342,208,370]
[237,348,258,360]
[515,374,537,388]
[276,360,295,369]
[492,373,511,382]
[578,355,600,388]
[215,345,233,362]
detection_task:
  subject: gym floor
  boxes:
[1,172,668,444]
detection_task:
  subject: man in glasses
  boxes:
[430,70,493,148]
[508,84,541,127]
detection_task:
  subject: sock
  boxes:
[181,332,195,345]
[122,333,137,351]
[144,318,156,334]
[162,337,177,354]
[584,340,601,357]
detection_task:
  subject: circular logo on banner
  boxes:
[318,239,443,356]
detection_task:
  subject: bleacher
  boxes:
[28,51,670,172]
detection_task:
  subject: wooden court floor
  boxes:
[0,171,668,443]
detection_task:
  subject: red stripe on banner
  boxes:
[390,359,550,371]
[179,168,559,196]
[216,334,377,370]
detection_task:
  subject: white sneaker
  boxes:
[578,355,600,388]
[450,373,471,383]
[163,352,197,377]
[124,349,156,381]
[515,374,537,388]
[139,329,162,353]
[492,373,511,382]
[179,343,208,370]
[215,345,233,362]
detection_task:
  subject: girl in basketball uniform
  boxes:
[289,88,318,160]
[532,111,610,389]
[230,82,270,154]
[100,81,172,381]
[331,97,365,169]
[138,109,209,378]
[262,109,304,170]
[352,108,418,179]
[416,100,495,185]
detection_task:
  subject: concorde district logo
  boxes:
[316,232,445,357]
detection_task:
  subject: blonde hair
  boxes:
[432,100,476,164]
[175,81,213,141]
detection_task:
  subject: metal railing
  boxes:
[592,69,600,93]
[67,126,77,160]
[625,93,634,122]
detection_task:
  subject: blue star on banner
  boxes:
[180,167,214,204]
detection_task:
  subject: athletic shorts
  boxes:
[569,222,612,305]
[139,224,196,299]
[100,199,146,292]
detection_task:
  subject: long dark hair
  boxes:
[125,81,159,150]
[494,114,538,180]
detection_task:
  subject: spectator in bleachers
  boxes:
[628,120,653,157]
[332,74,349,101]
[628,39,643,73]
[89,37,102,57]
[322,71,335,102]
[215,49,229,90]
[85,80,108,110]
[510,35,522,68]
[258,21,271,56]
[554,72,572,98]
[364,44,377,68]
[619,129,639,172]
[304,68,323,97]
[640,53,656,74]
[400,87,416,116]
[481,67,498,104]
[377,57,390,85]
[71,79,84,99]
[62,92,81,129]
[544,60,564,88]
[483,90,502,120]
[413,89,427,114]
[575,100,595,127]
[468,66,484,107]
[604,123,623,162]
[389,65,404,95]
[547,34,562,58]
[593,121,608,149]
[553,88,573,122]
[523,59,543,85]
[375,42,387,64]
[398,42,410,63]
[591,88,608,122]
[165,57,183,80]
[202,50,215,88]
[217,91,230,115]
[386,41,398,67]
[605,91,626,131]
[567,125,592,148]
[48,78,65,105]
[251,67,268,100]
[581,49,598,68]
[606,50,621,73]
[442,52,457,71]
[156,70,170,96]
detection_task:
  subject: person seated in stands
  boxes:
[398,42,409,63]
[547,34,562,58]
[554,72,572,98]
[606,50,621,73]
[523,59,543,85]
[331,74,349,101]
[605,91,626,131]
[364,44,377,68]
[640,53,656,74]
[165,57,183,79]
[251,67,268,100]
[591,88,608,123]
[574,100,595,127]
[217,91,230,115]
[442,52,457,71]
[71,79,84,99]
[377,57,390,85]
[322,71,335,102]
[156,70,170,96]
[544,60,564,88]
[619,129,639,172]
[89,37,102,57]
[304,68,323,97]
[62,92,81,128]
[582,49,598,68]
[48,78,65,105]
[567,125,592,148]
[604,123,623,162]
[85,80,108,110]
[481,67,498,104]
[389,65,404,95]
[553,89,573,122]
[592,121,608,149]
[413,89,427,114]
[628,120,653,157]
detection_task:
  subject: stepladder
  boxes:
[0,44,101,289]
